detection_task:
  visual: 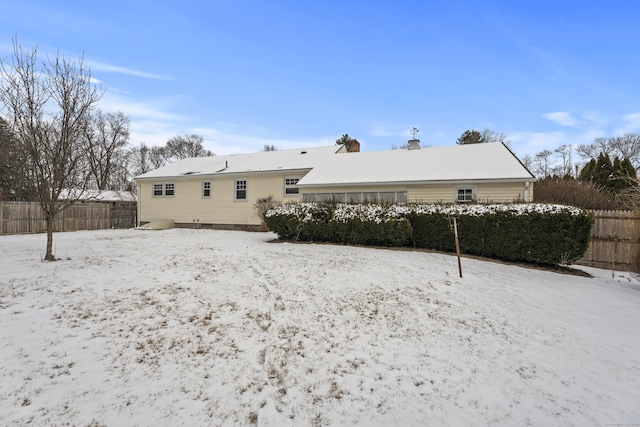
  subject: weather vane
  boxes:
[411,127,419,139]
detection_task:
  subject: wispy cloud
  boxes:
[543,111,578,126]
[193,127,335,155]
[99,93,186,121]
[86,60,166,80]
[622,112,640,131]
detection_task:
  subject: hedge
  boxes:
[264,202,594,266]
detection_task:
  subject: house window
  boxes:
[456,187,475,203]
[284,177,300,195]
[153,183,164,197]
[235,180,247,200]
[202,181,211,198]
[153,183,175,197]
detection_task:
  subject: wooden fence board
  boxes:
[1,201,136,235]
[577,210,640,273]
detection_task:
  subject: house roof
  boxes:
[134,145,342,180]
[297,142,535,187]
[59,189,137,202]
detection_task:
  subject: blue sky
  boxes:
[1,1,639,160]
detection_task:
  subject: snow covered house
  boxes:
[134,142,535,230]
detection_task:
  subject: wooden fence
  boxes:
[0,201,137,235]
[577,210,640,273]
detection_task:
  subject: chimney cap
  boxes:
[407,139,420,150]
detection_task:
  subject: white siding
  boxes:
[138,172,306,226]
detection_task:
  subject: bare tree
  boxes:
[129,143,171,179]
[535,149,554,177]
[0,118,35,200]
[84,110,130,190]
[554,144,573,176]
[519,153,534,172]
[610,133,640,166]
[577,133,640,168]
[262,144,277,152]
[0,39,101,260]
[164,134,213,162]
[481,129,511,147]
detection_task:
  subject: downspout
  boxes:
[136,181,141,227]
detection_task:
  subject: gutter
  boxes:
[134,167,314,182]
[297,177,537,189]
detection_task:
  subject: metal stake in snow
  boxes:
[453,217,463,278]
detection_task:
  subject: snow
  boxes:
[134,146,340,180]
[58,189,137,202]
[267,202,585,222]
[1,228,639,426]
[297,143,534,187]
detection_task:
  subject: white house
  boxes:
[134,142,535,230]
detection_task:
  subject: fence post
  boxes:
[0,191,4,235]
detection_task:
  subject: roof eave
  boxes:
[298,177,537,188]
[135,167,314,181]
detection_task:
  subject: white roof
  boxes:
[134,145,341,179]
[298,143,535,187]
[59,189,137,202]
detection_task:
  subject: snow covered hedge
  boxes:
[264,202,594,266]
[263,202,412,246]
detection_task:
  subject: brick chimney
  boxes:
[347,139,360,152]
[407,139,420,150]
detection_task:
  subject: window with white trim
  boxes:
[456,187,475,203]
[153,183,164,197]
[235,180,247,200]
[152,182,175,197]
[284,177,300,195]
[202,181,211,198]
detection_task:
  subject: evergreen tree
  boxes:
[578,152,637,193]
[456,129,486,145]
[593,153,614,188]
[579,158,596,182]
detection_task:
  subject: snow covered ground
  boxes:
[1,228,639,426]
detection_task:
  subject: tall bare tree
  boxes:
[535,149,554,177]
[0,39,101,260]
[164,133,213,162]
[519,153,534,172]
[554,144,573,177]
[129,143,170,181]
[481,129,511,147]
[84,110,130,190]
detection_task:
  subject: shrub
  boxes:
[265,202,594,266]
[407,203,593,265]
[265,203,412,247]
[534,176,621,210]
